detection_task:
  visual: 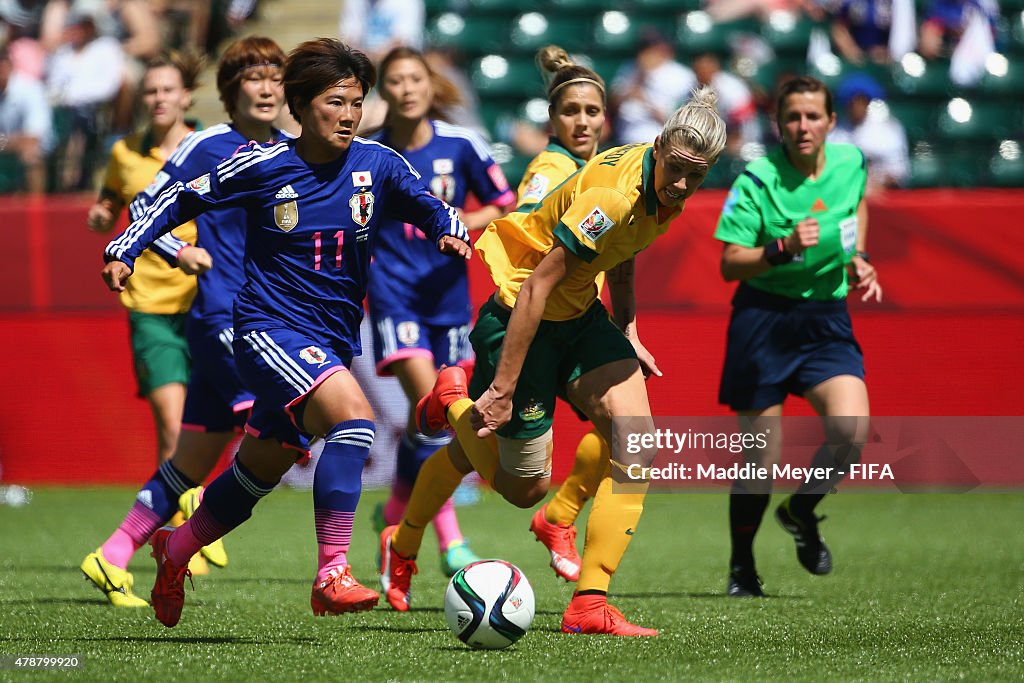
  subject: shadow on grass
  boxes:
[404,606,562,617]
[615,591,803,600]
[2,597,210,607]
[0,634,315,645]
[206,577,306,586]
[346,624,443,635]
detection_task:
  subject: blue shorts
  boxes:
[182,319,254,433]
[370,311,471,376]
[233,326,353,455]
[719,284,864,411]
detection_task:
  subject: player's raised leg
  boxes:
[530,429,608,582]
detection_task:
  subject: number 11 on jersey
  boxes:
[312,231,344,270]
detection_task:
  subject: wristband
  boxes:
[176,244,192,258]
[855,250,870,262]
[764,238,794,266]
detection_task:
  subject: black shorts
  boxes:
[719,283,864,411]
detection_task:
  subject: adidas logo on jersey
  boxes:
[136,490,153,509]
[275,185,299,199]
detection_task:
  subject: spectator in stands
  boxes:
[46,1,124,190]
[0,0,49,79]
[610,28,696,146]
[705,0,825,23]
[106,0,163,132]
[919,0,998,60]
[829,72,909,190]
[0,39,51,192]
[337,0,424,64]
[828,0,896,64]
[692,52,762,155]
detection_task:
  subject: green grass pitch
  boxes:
[1,488,1022,681]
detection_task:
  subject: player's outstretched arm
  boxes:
[472,242,582,437]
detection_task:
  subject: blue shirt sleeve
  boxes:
[105,146,265,270]
[382,151,470,247]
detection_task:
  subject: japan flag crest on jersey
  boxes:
[349,189,374,226]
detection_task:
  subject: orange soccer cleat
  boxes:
[561,593,659,637]
[378,525,418,612]
[150,527,193,628]
[415,366,468,436]
[529,504,581,582]
[310,566,379,615]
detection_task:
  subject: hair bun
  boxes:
[536,45,575,82]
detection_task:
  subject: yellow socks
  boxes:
[546,429,608,526]
[446,398,499,483]
[576,475,648,593]
[392,445,465,558]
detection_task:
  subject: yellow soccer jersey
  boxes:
[515,140,586,209]
[102,132,198,314]
[477,143,680,321]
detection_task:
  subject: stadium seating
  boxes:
[426,13,506,52]
[759,11,817,55]
[418,0,1024,188]
[892,54,954,97]
[936,98,1015,142]
[886,100,937,144]
[509,12,590,53]
[676,13,759,57]
[975,53,1024,96]
[471,55,545,98]
[0,154,25,194]
[988,140,1024,186]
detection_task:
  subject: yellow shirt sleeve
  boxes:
[517,152,577,208]
[101,139,127,201]
[553,187,634,262]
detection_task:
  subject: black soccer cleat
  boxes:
[775,499,832,575]
[727,566,765,597]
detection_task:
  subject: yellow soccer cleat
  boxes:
[80,549,149,607]
[178,486,229,568]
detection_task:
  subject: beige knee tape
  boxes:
[497,430,553,478]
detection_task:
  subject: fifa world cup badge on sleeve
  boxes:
[350,190,374,227]
[579,206,615,241]
[187,174,211,195]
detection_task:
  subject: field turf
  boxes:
[1,488,1021,681]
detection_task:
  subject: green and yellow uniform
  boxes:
[101,131,198,394]
[515,139,587,210]
[472,143,680,438]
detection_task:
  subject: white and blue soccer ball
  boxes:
[444,559,535,650]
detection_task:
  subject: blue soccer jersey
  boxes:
[367,120,513,326]
[106,136,470,359]
[134,123,290,330]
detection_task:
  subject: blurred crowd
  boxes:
[0,0,260,193]
[0,0,1016,195]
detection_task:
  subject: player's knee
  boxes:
[824,416,869,448]
[324,419,376,462]
[497,478,549,509]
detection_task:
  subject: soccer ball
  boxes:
[444,560,535,650]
